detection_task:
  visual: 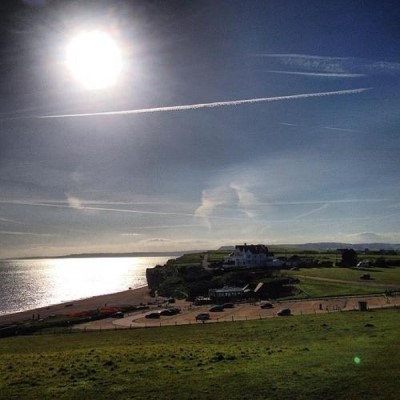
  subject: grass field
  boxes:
[0,309,399,399]
[293,277,385,298]
[287,267,400,286]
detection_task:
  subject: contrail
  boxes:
[266,70,365,78]
[39,88,371,119]
[0,199,247,221]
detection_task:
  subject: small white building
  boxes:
[234,244,274,267]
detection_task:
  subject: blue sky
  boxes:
[1,0,400,258]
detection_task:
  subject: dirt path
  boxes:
[202,254,210,269]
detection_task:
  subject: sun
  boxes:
[66,31,122,90]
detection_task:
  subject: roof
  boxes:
[235,244,269,254]
[210,286,244,294]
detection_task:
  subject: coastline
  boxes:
[0,285,153,326]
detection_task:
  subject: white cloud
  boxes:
[345,232,400,243]
[229,183,259,218]
[195,183,259,221]
[144,238,172,243]
[66,194,84,209]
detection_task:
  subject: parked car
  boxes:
[277,308,291,316]
[195,313,210,321]
[222,303,235,309]
[145,312,160,319]
[209,305,224,312]
[260,302,273,309]
[160,308,181,316]
[111,311,124,318]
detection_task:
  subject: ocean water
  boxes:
[0,257,171,316]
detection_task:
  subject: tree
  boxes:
[340,249,358,267]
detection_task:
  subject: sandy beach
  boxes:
[0,286,154,326]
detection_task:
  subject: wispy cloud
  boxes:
[280,122,362,133]
[294,203,329,219]
[322,126,362,133]
[195,186,236,220]
[229,183,259,218]
[125,224,208,230]
[257,198,393,206]
[39,88,371,119]
[195,183,259,221]
[266,70,365,78]
[144,238,172,243]
[0,230,56,237]
[280,122,298,127]
[253,53,400,75]
[0,217,22,224]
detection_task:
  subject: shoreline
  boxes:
[0,285,154,326]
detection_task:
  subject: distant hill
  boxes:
[219,243,400,251]
[12,250,205,261]
[287,243,400,251]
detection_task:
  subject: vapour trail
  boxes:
[39,88,371,119]
[0,199,247,221]
[266,70,366,78]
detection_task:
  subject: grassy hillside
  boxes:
[0,309,399,399]
[287,267,400,286]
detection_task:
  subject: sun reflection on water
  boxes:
[0,257,170,315]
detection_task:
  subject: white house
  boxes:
[234,244,274,267]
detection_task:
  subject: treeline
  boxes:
[146,262,296,300]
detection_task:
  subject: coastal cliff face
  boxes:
[146,265,166,294]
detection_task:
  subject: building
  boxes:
[234,244,274,267]
[208,286,245,301]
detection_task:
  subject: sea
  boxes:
[0,256,171,316]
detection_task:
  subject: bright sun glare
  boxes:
[66,31,122,90]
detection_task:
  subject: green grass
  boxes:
[293,277,385,298]
[0,309,399,399]
[287,267,400,286]
[167,253,204,267]
[207,250,231,262]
